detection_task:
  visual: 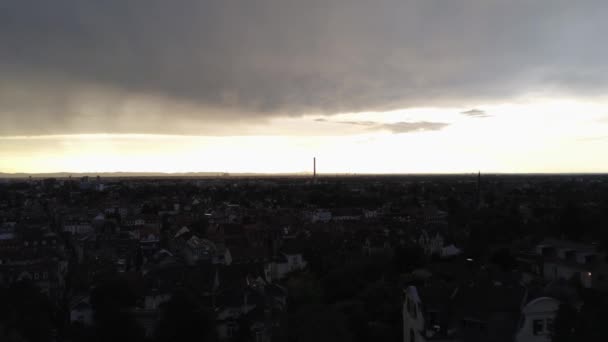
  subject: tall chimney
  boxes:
[313,157,316,178]
[477,170,481,208]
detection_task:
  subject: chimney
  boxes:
[314,157,316,178]
[477,171,482,208]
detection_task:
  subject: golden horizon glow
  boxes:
[2,99,608,174]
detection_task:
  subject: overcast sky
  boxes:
[2,1,608,173]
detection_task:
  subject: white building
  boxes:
[536,239,605,289]
[403,286,426,342]
[271,252,307,280]
[515,297,560,342]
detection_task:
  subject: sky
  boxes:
[1,0,608,174]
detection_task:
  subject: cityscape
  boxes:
[2,1,608,341]
[1,172,607,341]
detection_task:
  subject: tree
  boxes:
[552,303,578,342]
[90,274,144,342]
[559,202,584,240]
[289,304,352,342]
[577,291,608,342]
[334,300,369,342]
[490,248,517,271]
[155,290,217,342]
[0,281,55,342]
[286,272,324,311]
[392,244,426,273]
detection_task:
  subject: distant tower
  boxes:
[312,157,317,184]
[476,171,482,208]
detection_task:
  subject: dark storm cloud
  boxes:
[461,109,490,118]
[1,0,608,135]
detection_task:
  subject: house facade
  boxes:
[515,297,560,342]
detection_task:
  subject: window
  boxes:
[533,319,544,335]
[227,323,237,338]
[585,255,596,264]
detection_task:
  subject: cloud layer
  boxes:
[317,118,449,134]
[2,0,608,135]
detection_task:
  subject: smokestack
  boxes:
[314,157,316,178]
[477,170,481,208]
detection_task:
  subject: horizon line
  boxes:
[2,171,608,179]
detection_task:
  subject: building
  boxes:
[403,286,425,342]
[515,297,560,342]
[536,239,608,290]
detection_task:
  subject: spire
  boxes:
[312,157,317,184]
[476,171,482,208]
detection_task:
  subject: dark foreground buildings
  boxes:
[0,174,607,341]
